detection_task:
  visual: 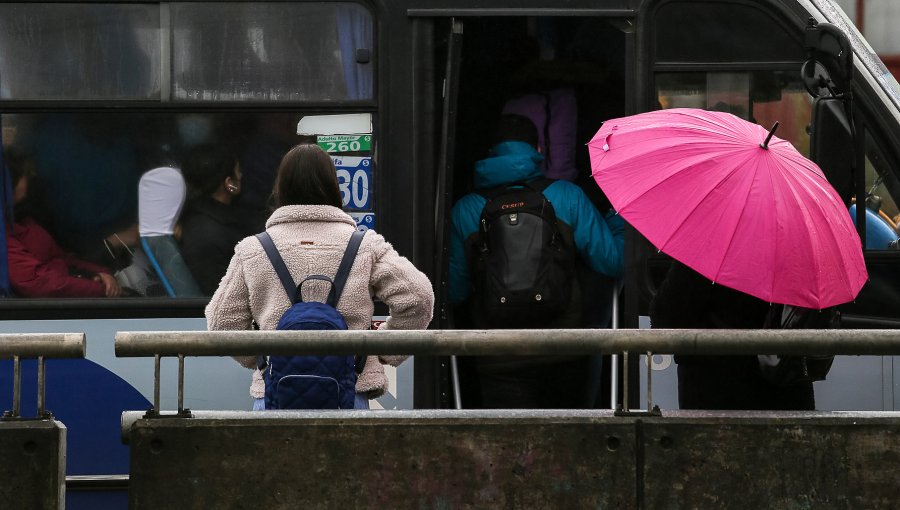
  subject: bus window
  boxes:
[652,1,805,63]
[2,110,375,299]
[656,71,814,154]
[0,4,161,100]
[857,129,900,250]
[172,2,373,101]
[0,2,373,102]
[0,2,378,304]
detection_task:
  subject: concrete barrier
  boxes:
[1,332,83,509]
[641,411,900,508]
[126,410,635,509]
[118,329,900,507]
[0,419,66,509]
[125,410,900,509]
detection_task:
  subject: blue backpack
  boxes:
[255,230,366,410]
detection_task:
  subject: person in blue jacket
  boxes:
[447,114,624,408]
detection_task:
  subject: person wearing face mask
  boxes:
[180,144,266,295]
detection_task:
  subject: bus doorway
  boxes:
[432,14,631,409]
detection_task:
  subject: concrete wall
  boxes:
[0,419,66,510]
[126,410,900,509]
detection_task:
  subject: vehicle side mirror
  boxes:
[804,20,852,97]
[809,96,854,207]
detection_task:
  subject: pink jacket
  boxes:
[205,205,434,399]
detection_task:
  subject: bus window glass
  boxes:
[653,2,804,63]
[0,4,160,100]
[656,71,813,154]
[3,111,318,297]
[172,2,373,101]
[859,130,900,250]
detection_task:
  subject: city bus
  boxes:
[0,0,899,507]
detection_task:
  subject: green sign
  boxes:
[317,134,372,153]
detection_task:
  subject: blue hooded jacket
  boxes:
[448,141,624,305]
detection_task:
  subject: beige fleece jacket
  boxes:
[205,205,434,400]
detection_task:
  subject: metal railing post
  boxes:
[647,351,653,412]
[153,355,161,414]
[1,332,86,419]
[610,285,619,410]
[11,356,20,418]
[37,356,46,416]
[450,355,462,409]
[178,354,186,414]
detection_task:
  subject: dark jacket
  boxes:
[649,261,814,410]
[7,217,109,297]
[650,261,771,332]
[180,197,265,295]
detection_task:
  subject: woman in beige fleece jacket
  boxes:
[205,144,434,409]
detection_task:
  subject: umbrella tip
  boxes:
[760,121,780,149]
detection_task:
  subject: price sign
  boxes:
[349,212,375,231]
[332,156,372,210]
[318,134,372,153]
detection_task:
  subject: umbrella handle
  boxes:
[760,121,780,149]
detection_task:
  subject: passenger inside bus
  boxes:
[137,166,203,297]
[4,147,123,298]
[445,17,627,407]
[17,115,144,258]
[448,114,624,409]
[650,261,816,411]
[180,144,266,295]
[502,88,579,182]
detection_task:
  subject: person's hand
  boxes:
[94,273,123,297]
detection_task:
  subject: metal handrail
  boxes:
[116,328,900,415]
[116,329,900,357]
[0,333,86,419]
[0,333,86,358]
[66,474,129,491]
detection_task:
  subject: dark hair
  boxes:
[272,144,343,209]
[492,114,539,148]
[181,144,239,198]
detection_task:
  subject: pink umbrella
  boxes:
[589,108,867,309]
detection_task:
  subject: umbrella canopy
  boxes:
[589,108,867,309]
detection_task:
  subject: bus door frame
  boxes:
[435,17,464,408]
[408,6,638,408]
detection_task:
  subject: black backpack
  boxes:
[758,305,840,387]
[471,178,576,327]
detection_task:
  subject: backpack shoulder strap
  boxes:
[329,229,366,307]
[255,232,297,304]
